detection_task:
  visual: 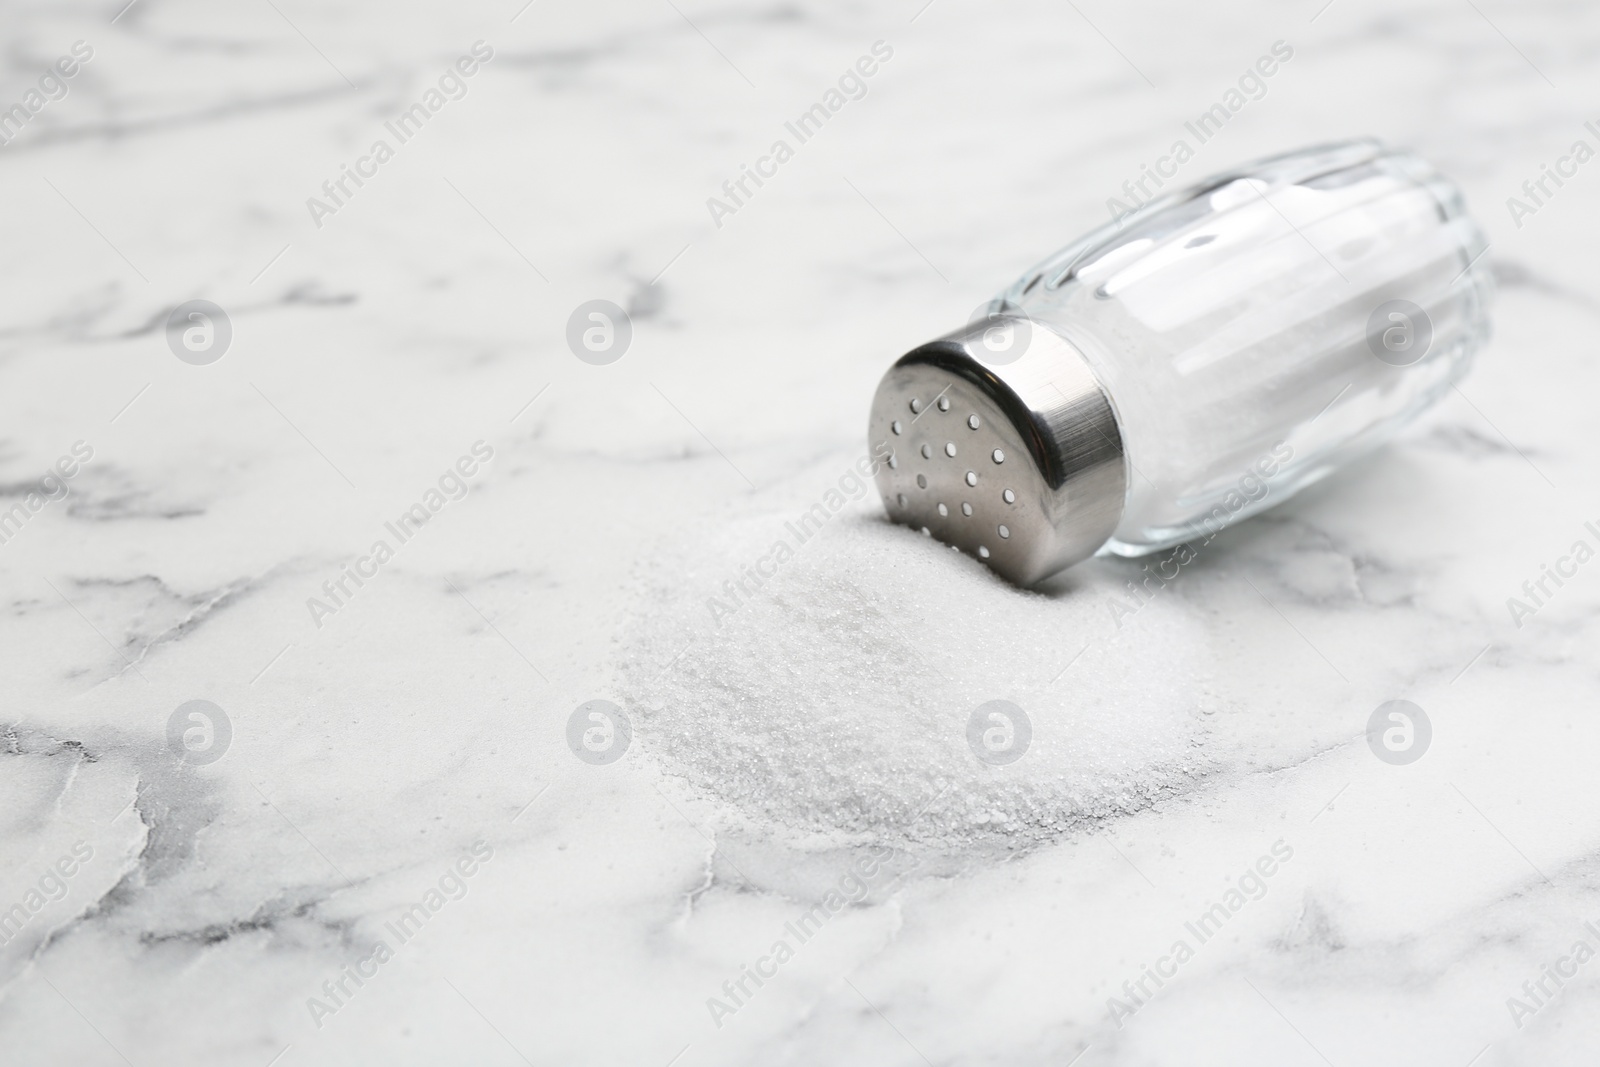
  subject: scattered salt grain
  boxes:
[619,489,1216,851]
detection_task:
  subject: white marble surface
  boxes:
[3,0,1600,1064]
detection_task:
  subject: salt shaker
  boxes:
[868,140,1493,585]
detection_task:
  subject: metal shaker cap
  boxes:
[867,316,1126,585]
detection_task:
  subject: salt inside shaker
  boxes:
[868,140,1493,585]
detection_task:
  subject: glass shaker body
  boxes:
[996,140,1493,555]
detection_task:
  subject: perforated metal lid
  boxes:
[867,317,1127,585]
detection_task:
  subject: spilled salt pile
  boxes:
[618,471,1217,850]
